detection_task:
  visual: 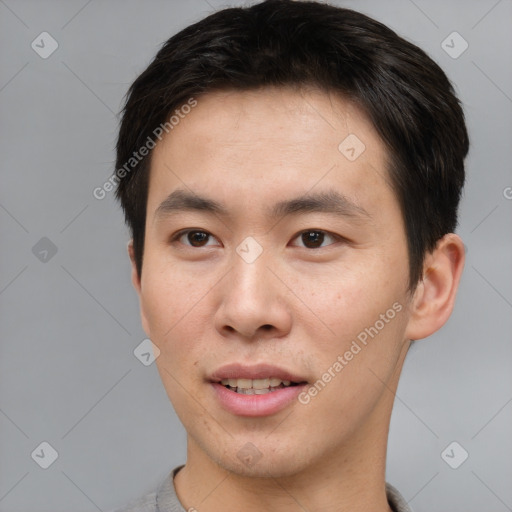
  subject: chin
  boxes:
[224,456,307,479]
[206,438,315,479]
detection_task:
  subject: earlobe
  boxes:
[404,233,465,341]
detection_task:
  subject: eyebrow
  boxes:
[154,188,371,222]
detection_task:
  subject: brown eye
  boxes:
[173,230,218,247]
[187,231,210,247]
[302,231,325,248]
[291,230,340,249]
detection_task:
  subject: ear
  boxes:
[128,240,150,336]
[404,233,465,341]
[128,240,142,294]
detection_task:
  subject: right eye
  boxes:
[171,229,220,248]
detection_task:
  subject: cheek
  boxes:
[293,257,401,347]
[140,265,208,352]
[141,270,209,406]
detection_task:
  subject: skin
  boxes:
[128,87,465,512]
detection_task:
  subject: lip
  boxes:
[211,383,307,417]
[209,363,307,383]
[208,363,308,417]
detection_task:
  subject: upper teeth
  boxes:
[220,378,292,389]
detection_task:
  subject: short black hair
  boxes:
[115,0,469,291]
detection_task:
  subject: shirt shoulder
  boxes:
[107,466,185,512]
[107,488,158,512]
[386,482,414,512]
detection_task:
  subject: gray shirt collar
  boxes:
[155,466,413,512]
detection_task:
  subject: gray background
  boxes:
[1,0,511,511]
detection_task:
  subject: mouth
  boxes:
[208,364,309,416]
[219,377,304,395]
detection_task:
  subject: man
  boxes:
[111,1,468,510]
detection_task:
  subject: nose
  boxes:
[214,250,292,342]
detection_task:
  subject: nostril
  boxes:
[261,324,273,331]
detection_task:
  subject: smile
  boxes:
[220,378,300,395]
[209,364,309,417]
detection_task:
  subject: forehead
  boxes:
[147,87,395,220]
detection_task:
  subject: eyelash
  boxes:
[169,229,345,249]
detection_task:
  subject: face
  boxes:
[133,87,415,478]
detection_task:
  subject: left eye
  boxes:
[291,230,339,249]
